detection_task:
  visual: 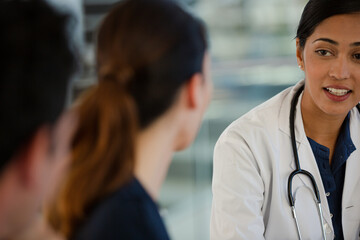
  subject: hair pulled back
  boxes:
[48,0,207,237]
[297,0,360,48]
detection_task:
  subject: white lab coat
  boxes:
[211,80,360,240]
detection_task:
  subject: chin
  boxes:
[175,136,194,151]
[175,142,190,151]
[321,105,352,117]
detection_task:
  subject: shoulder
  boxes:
[72,179,170,240]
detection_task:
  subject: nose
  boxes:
[329,55,351,80]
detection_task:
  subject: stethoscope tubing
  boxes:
[287,85,322,207]
[287,85,326,240]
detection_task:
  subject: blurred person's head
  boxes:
[48,0,211,237]
[0,0,77,238]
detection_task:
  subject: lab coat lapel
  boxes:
[278,80,333,231]
[342,107,360,216]
[342,108,360,230]
[278,80,304,142]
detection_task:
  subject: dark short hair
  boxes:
[0,0,77,171]
[296,0,360,47]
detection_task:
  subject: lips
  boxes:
[325,87,351,96]
[323,86,352,102]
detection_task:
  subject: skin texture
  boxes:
[0,111,77,239]
[296,13,360,161]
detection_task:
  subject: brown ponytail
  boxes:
[47,0,208,237]
[47,79,137,238]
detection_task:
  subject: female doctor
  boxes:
[211,0,360,239]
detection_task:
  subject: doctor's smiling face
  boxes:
[297,13,360,118]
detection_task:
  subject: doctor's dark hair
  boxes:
[296,0,360,48]
[47,0,208,237]
[0,0,76,172]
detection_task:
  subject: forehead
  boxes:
[309,13,360,42]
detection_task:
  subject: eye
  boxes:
[353,53,360,60]
[315,49,332,57]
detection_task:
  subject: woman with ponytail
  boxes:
[47,0,212,239]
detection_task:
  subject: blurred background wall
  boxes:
[67,0,308,239]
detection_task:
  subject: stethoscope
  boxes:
[287,84,360,240]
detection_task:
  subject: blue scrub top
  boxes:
[308,113,356,240]
[72,178,170,240]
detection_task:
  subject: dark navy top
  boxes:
[308,113,356,240]
[72,178,170,240]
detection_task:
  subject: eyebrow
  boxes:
[312,38,338,45]
[312,38,360,47]
[350,42,360,47]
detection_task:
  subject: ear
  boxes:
[13,126,51,189]
[296,38,304,71]
[184,73,204,109]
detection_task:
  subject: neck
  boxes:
[134,117,177,201]
[301,91,347,161]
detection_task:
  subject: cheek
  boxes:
[353,69,360,94]
[43,152,70,202]
[354,88,360,103]
[304,56,328,86]
[44,119,76,200]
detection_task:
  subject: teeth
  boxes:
[326,88,350,96]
